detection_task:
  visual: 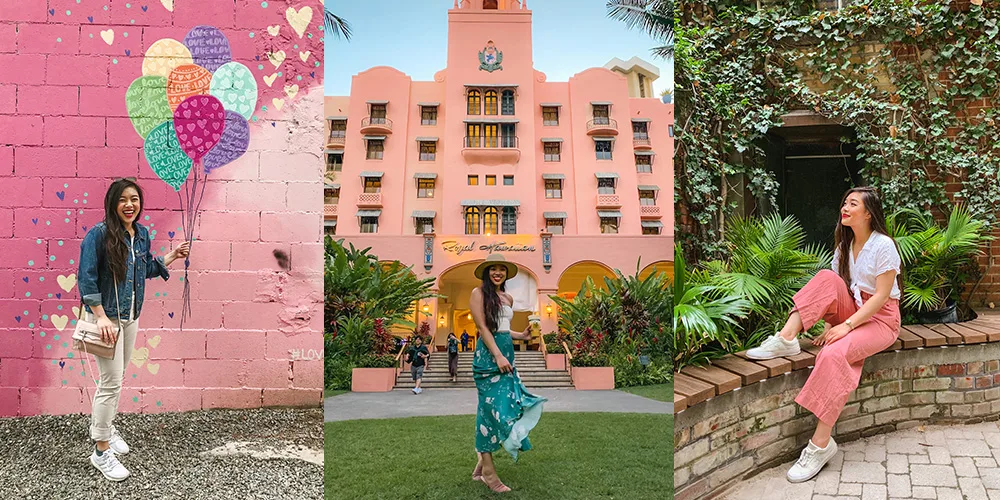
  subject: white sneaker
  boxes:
[90,448,130,482]
[415,387,423,394]
[746,333,801,360]
[109,429,130,455]
[787,438,837,483]
[412,388,418,394]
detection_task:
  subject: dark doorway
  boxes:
[764,123,862,248]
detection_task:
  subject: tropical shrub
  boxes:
[543,332,565,354]
[570,327,610,367]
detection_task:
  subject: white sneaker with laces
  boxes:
[90,448,130,482]
[746,333,801,360]
[109,429,130,455]
[787,438,837,483]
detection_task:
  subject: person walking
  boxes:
[469,254,546,493]
[407,335,430,394]
[78,178,190,482]
[461,329,470,352]
[447,333,460,382]
[745,186,902,483]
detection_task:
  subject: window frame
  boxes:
[465,207,481,235]
[597,178,616,195]
[543,142,561,162]
[501,90,515,116]
[360,216,379,234]
[483,206,499,235]
[468,175,479,186]
[364,177,382,194]
[639,189,656,205]
[484,90,499,116]
[542,106,559,126]
[327,152,343,172]
[636,154,652,173]
[420,106,438,125]
[419,141,437,161]
[545,218,564,235]
[417,178,435,198]
[595,139,613,160]
[366,139,384,160]
[501,206,517,234]
[486,175,497,186]
[503,175,514,186]
[544,179,563,199]
[467,90,482,115]
[415,217,434,235]
[600,216,619,234]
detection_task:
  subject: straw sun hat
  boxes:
[474,254,519,280]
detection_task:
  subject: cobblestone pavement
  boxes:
[720,422,1000,500]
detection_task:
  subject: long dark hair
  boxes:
[480,265,507,334]
[103,178,144,283]
[834,186,904,297]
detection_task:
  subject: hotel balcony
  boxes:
[462,136,520,164]
[357,192,383,208]
[633,135,652,149]
[324,204,339,217]
[586,118,619,136]
[327,135,346,149]
[596,194,622,209]
[639,205,662,219]
[359,116,393,135]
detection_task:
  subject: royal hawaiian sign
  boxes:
[442,240,536,256]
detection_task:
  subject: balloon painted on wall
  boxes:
[125,26,259,328]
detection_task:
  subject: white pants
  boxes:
[88,311,139,441]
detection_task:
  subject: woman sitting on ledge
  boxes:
[746,186,903,483]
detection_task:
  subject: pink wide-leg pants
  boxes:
[792,269,901,426]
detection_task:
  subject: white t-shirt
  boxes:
[832,231,901,307]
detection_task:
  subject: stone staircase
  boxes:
[395,351,573,389]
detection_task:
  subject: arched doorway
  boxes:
[437,261,540,352]
[639,260,674,281]
[556,260,617,301]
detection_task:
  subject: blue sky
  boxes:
[324,1,673,96]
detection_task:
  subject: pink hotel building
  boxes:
[324,0,673,348]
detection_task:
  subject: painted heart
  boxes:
[56,293,61,299]
[200,97,209,106]
[183,109,192,119]
[267,50,286,69]
[14,316,20,323]
[186,123,196,132]
[148,335,161,348]
[168,312,174,318]
[284,84,299,99]
[211,102,220,111]
[100,29,115,45]
[211,121,221,131]
[147,363,160,375]
[192,136,204,146]
[272,98,285,111]
[299,51,311,62]
[310,72,315,78]
[179,133,188,141]
[263,73,278,87]
[285,6,313,38]
[72,306,80,318]
[125,49,131,56]
[212,133,221,141]
[49,9,55,15]
[82,225,87,231]
[88,16,94,22]
[168,231,175,238]
[142,5,149,12]
[131,347,149,368]
[234,79,245,90]
[59,361,66,368]
[22,277,28,283]
[161,0,174,12]
[255,55,260,61]
[32,218,38,225]
[57,274,77,293]
[51,315,69,331]
[271,122,276,127]
[56,191,65,200]
[267,25,281,36]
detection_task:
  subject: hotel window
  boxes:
[593,104,610,125]
[595,140,613,160]
[360,216,379,234]
[484,90,499,115]
[415,217,434,235]
[484,207,499,234]
[542,106,559,126]
[326,152,343,172]
[486,175,497,186]
[324,222,337,237]
[369,104,387,123]
[636,154,652,173]
[468,90,481,115]
[544,142,561,162]
[501,207,516,234]
[366,139,384,160]
[501,90,515,115]
[544,179,562,199]
[465,207,481,234]
[545,218,564,234]
[419,141,436,161]
[500,123,516,148]
[484,0,498,8]
[600,216,619,234]
[364,177,381,193]
[503,175,514,186]
[642,225,660,235]
[417,179,435,198]
[485,124,500,148]
[633,121,649,140]
[329,120,346,139]
[598,178,616,195]
[668,125,674,137]
[468,175,479,185]
[324,187,340,204]
[639,189,656,205]
[421,106,438,125]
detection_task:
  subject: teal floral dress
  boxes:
[473,305,546,460]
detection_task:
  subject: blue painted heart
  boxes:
[22,277,29,283]
[255,55,260,61]
[59,361,66,368]
[310,72,315,78]
[14,316,20,323]
[142,5,148,11]
[168,231,175,238]
[88,16,94,22]
[125,49,131,56]
[56,191,65,200]
[49,9,55,15]
[32,218,38,225]
[272,122,276,127]
[168,312,174,318]
[82,225,88,231]
[56,293,61,299]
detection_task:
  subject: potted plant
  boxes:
[351,318,399,392]
[543,332,567,370]
[571,328,615,390]
[888,206,991,323]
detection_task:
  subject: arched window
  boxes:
[483,207,499,235]
[501,206,516,234]
[467,90,481,115]
[483,0,498,9]
[484,90,499,115]
[501,90,515,115]
[465,207,481,234]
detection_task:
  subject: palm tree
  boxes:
[324,8,353,41]
[607,0,674,59]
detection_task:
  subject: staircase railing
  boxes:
[395,343,407,374]
[562,341,573,381]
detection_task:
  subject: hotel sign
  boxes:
[442,240,536,256]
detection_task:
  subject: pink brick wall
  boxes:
[0,0,325,416]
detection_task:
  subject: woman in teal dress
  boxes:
[469,254,546,493]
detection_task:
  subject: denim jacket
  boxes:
[78,222,170,321]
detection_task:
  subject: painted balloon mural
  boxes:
[126,26,258,327]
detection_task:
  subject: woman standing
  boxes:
[469,254,546,493]
[78,178,190,482]
[447,332,460,382]
[746,186,902,483]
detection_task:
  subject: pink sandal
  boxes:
[480,475,511,493]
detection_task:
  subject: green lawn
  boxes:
[325,389,348,398]
[619,382,673,403]
[326,413,672,499]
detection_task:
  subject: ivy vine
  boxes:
[677,0,1000,262]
